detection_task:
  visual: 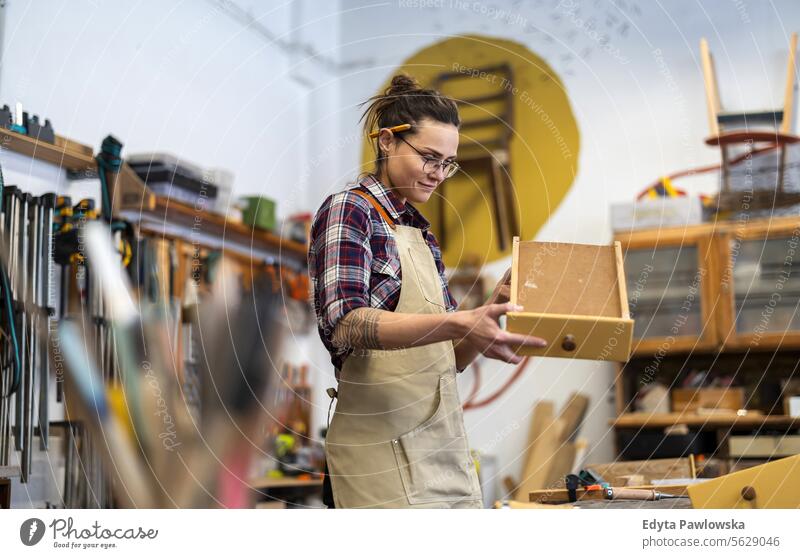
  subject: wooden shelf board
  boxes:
[612,412,800,430]
[614,214,800,244]
[1,128,96,173]
[115,166,307,264]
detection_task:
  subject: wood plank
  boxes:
[556,392,589,442]
[544,442,577,488]
[1,127,96,172]
[585,457,694,486]
[54,135,94,157]
[514,401,556,500]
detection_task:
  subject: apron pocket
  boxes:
[391,434,476,505]
[390,376,476,505]
[406,246,446,310]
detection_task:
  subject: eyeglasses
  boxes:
[396,135,460,179]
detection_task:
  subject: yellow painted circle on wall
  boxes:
[361,35,579,268]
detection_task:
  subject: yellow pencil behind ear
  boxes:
[368,123,412,138]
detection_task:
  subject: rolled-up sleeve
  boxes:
[309,192,373,333]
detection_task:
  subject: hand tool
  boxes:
[604,486,688,501]
[57,319,154,508]
[37,194,55,450]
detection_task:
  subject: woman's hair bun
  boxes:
[359,72,460,175]
[386,74,420,96]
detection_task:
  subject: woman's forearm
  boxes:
[331,307,466,350]
[332,302,544,365]
[333,307,480,370]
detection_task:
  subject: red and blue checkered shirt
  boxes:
[308,174,457,373]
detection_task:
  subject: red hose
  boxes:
[641,143,781,193]
[462,356,531,411]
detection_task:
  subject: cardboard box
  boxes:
[610,196,702,232]
[729,435,800,458]
[506,238,634,361]
[787,396,800,417]
[671,387,745,414]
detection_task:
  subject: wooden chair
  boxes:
[433,64,518,251]
[700,33,800,211]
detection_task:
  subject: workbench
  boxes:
[249,476,323,509]
[571,498,691,509]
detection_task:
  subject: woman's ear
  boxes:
[377,129,396,157]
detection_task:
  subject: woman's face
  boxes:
[378,117,459,205]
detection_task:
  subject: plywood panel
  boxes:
[514,241,622,317]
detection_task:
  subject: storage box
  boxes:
[242,196,277,231]
[787,396,800,417]
[610,196,702,232]
[671,387,745,414]
[729,435,800,458]
[506,238,634,361]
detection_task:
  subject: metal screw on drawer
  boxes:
[561,334,577,351]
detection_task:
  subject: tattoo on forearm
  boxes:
[332,308,384,350]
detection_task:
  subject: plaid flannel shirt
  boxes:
[308,174,457,373]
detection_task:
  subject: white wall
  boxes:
[0,0,345,213]
[327,0,800,496]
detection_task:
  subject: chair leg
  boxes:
[490,157,510,251]
[777,143,788,194]
[720,146,731,193]
[438,182,446,251]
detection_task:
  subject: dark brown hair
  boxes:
[359,73,460,176]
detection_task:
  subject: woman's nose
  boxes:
[428,165,446,182]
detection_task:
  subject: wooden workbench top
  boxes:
[611,412,800,430]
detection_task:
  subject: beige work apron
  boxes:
[325,191,483,509]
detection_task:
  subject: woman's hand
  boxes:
[456,302,547,364]
[487,267,511,305]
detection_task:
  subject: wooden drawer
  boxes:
[507,238,634,361]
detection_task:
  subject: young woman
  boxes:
[308,74,546,508]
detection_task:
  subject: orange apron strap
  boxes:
[351,189,396,230]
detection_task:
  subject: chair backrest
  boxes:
[700,33,798,137]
